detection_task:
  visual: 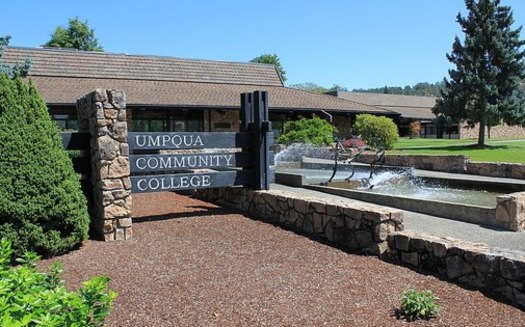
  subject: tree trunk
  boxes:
[478,119,486,147]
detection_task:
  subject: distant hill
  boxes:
[352,82,444,97]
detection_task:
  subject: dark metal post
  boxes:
[240,93,253,132]
[253,91,271,190]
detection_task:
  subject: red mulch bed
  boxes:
[41,192,525,326]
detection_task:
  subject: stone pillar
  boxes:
[77,89,132,241]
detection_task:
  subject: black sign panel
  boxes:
[130,152,253,173]
[128,132,253,150]
[130,170,253,193]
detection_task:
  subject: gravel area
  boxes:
[41,192,525,326]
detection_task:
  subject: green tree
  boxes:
[250,53,286,83]
[44,17,103,51]
[353,114,399,150]
[0,75,89,258]
[0,35,31,78]
[277,116,337,146]
[433,0,525,147]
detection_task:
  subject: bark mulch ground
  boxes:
[41,192,525,326]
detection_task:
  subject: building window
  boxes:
[131,108,204,132]
[52,114,78,131]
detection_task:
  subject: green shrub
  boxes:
[0,74,89,259]
[0,239,116,326]
[397,289,439,321]
[353,114,399,150]
[277,116,337,146]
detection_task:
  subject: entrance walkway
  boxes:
[271,183,525,252]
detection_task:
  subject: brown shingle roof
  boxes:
[2,47,394,115]
[333,91,437,119]
[3,47,284,86]
[29,76,393,114]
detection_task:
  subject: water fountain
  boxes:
[274,143,525,230]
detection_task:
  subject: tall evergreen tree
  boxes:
[433,0,525,147]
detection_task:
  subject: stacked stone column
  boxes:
[77,89,132,241]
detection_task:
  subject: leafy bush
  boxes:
[0,75,89,259]
[277,116,337,146]
[353,114,399,150]
[0,239,117,326]
[397,289,439,321]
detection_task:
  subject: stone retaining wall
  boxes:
[352,154,525,179]
[467,161,525,179]
[196,188,403,255]
[354,154,467,173]
[387,230,525,309]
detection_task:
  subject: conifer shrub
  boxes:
[277,116,337,146]
[353,114,399,150]
[0,74,89,258]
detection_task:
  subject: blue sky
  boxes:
[1,0,524,90]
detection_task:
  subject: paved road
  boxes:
[271,183,525,252]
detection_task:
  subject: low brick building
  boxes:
[2,47,396,139]
[329,91,525,140]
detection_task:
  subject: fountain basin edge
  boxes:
[305,184,504,229]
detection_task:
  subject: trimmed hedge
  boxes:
[277,116,337,146]
[0,75,89,258]
[353,114,399,150]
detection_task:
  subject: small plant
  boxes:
[396,288,439,321]
[409,120,421,138]
[0,239,117,326]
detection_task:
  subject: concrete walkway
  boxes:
[270,183,525,252]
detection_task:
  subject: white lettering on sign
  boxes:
[135,154,234,170]
[134,134,204,149]
[136,175,213,192]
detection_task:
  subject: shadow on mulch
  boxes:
[132,205,238,224]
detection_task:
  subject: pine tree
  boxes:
[0,75,89,258]
[433,0,525,147]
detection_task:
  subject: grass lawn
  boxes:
[389,138,525,163]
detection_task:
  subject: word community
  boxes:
[134,154,234,171]
[135,175,211,192]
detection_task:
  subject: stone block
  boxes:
[110,121,128,142]
[370,242,389,257]
[313,212,323,234]
[117,109,127,122]
[94,89,107,102]
[394,233,410,251]
[104,204,130,218]
[431,241,449,257]
[324,221,334,242]
[500,257,525,281]
[105,109,119,119]
[122,177,132,190]
[98,135,120,160]
[294,198,308,214]
[311,201,326,214]
[101,179,123,190]
[401,252,419,267]
[108,89,126,108]
[411,237,427,250]
[446,255,473,279]
[118,218,133,228]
